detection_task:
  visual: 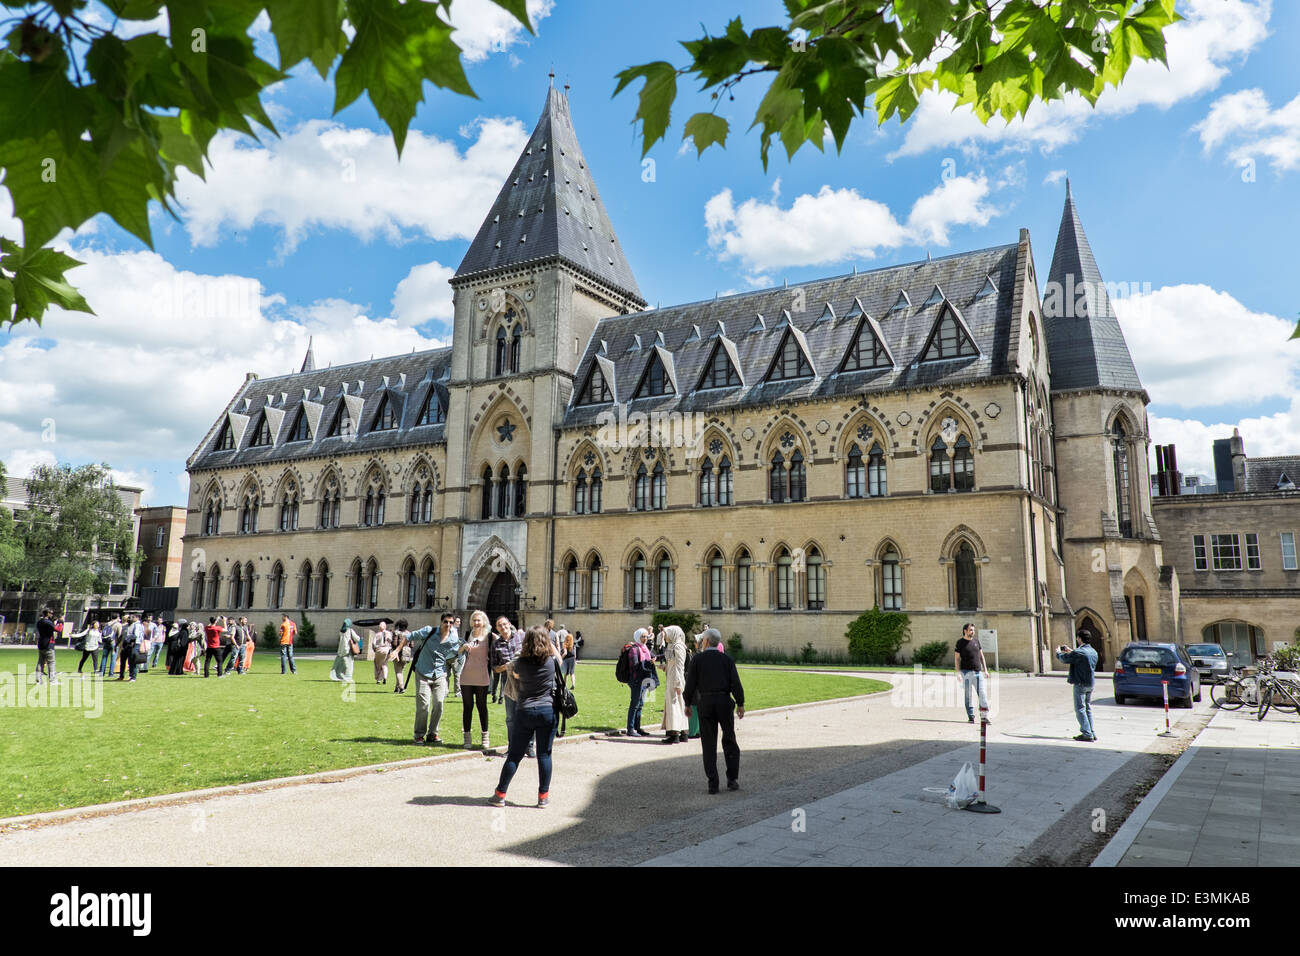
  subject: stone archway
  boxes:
[462,536,525,613]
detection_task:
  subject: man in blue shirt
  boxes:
[409,614,461,744]
[1056,630,1099,742]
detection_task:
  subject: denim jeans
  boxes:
[503,696,535,757]
[100,644,116,677]
[495,704,556,797]
[148,641,164,669]
[961,670,988,719]
[627,681,648,731]
[1073,684,1095,739]
[280,644,297,674]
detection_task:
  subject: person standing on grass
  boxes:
[391,622,412,693]
[166,620,187,675]
[954,623,990,725]
[409,614,461,744]
[448,614,465,697]
[73,619,102,676]
[279,614,298,675]
[35,608,58,684]
[235,616,254,673]
[488,625,560,809]
[116,614,142,682]
[203,616,225,678]
[1056,630,1099,743]
[683,628,745,794]
[99,613,120,678]
[330,619,360,682]
[185,620,203,674]
[370,621,394,685]
[147,614,166,670]
[459,611,494,750]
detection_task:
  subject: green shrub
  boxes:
[652,611,702,636]
[260,622,279,649]
[845,607,911,665]
[727,633,744,659]
[799,641,818,664]
[912,640,949,667]
[298,613,317,649]
[1274,643,1300,672]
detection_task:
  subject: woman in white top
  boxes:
[370,622,395,684]
[74,620,103,675]
[658,625,688,743]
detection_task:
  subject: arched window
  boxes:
[510,324,522,373]
[495,325,508,376]
[317,560,330,608]
[513,463,527,517]
[718,456,733,505]
[574,470,587,514]
[375,489,385,524]
[651,462,666,510]
[880,547,902,610]
[352,560,365,609]
[708,551,724,610]
[775,549,794,610]
[229,564,243,608]
[736,550,754,610]
[279,485,299,531]
[422,486,433,523]
[409,486,422,523]
[955,542,978,611]
[590,468,603,513]
[699,458,714,507]
[208,565,222,609]
[404,560,417,609]
[657,555,674,609]
[269,562,285,609]
[631,552,648,609]
[806,547,825,610]
[480,467,493,520]
[929,437,950,493]
[192,569,206,607]
[846,444,865,498]
[588,555,603,610]
[204,499,222,535]
[496,464,510,519]
[789,450,806,501]
[1113,420,1132,537]
[565,557,579,610]
[770,452,787,503]
[953,435,974,492]
[297,561,312,608]
[363,490,375,527]
[634,463,649,512]
[868,443,887,497]
[423,559,437,610]
[367,559,379,609]
[239,494,258,533]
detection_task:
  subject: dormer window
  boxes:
[841,319,891,371]
[328,403,353,438]
[373,394,397,431]
[634,353,673,398]
[920,309,977,361]
[250,415,272,447]
[577,364,612,405]
[698,341,741,390]
[766,330,813,381]
[288,409,311,442]
[416,389,444,426]
[216,422,234,451]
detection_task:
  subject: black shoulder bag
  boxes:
[552,658,578,719]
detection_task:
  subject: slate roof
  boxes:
[563,243,1021,426]
[188,348,453,471]
[454,86,644,305]
[1244,455,1300,493]
[1043,183,1145,393]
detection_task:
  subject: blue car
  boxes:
[1113,642,1201,708]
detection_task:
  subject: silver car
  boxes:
[1185,643,1231,684]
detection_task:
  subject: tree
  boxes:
[14,462,140,624]
[0,462,25,591]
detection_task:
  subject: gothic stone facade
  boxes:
[177,89,1173,671]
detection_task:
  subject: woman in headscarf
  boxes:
[330,618,360,682]
[658,625,689,743]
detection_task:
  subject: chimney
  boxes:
[1230,428,1246,493]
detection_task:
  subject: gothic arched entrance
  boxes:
[484,571,520,630]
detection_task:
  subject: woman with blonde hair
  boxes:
[658,625,689,743]
[458,610,494,749]
[489,625,561,808]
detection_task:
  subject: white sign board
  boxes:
[978,628,998,672]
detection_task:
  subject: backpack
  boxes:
[615,643,635,684]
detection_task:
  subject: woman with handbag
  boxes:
[73,619,102,676]
[330,618,360,682]
[489,625,563,809]
[658,625,689,743]
[458,611,493,749]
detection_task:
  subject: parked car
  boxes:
[1113,642,1201,707]
[1184,643,1231,685]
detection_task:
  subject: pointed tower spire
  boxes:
[1043,185,1143,393]
[300,336,316,373]
[454,86,644,306]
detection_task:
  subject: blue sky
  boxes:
[2,0,1297,504]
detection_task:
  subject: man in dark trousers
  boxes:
[683,627,745,794]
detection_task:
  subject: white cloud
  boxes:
[4,448,57,482]
[391,261,456,326]
[451,0,553,62]
[1043,169,1067,186]
[704,175,998,273]
[1114,283,1299,408]
[0,248,447,506]
[1195,88,1300,173]
[891,0,1271,158]
[1149,397,1300,479]
[176,116,527,252]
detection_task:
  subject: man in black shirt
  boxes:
[35,608,58,684]
[953,622,990,724]
[683,627,745,794]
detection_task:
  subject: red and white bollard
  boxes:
[1158,679,1176,737]
[965,704,1001,814]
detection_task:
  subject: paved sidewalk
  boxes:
[1094,700,1300,867]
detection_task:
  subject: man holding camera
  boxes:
[1057,630,1099,742]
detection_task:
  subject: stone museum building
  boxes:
[176,86,1180,671]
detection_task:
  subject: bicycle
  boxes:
[1212,663,1265,710]
[1256,669,1300,721]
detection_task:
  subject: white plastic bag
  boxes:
[945,761,979,809]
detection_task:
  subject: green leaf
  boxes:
[0,131,103,249]
[1,241,93,326]
[612,61,676,157]
[1292,314,1300,341]
[483,0,533,33]
[267,0,346,77]
[155,114,205,177]
[682,112,728,156]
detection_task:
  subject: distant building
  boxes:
[0,471,142,635]
[133,505,186,615]
[1152,429,1300,659]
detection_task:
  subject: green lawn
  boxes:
[0,649,886,816]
